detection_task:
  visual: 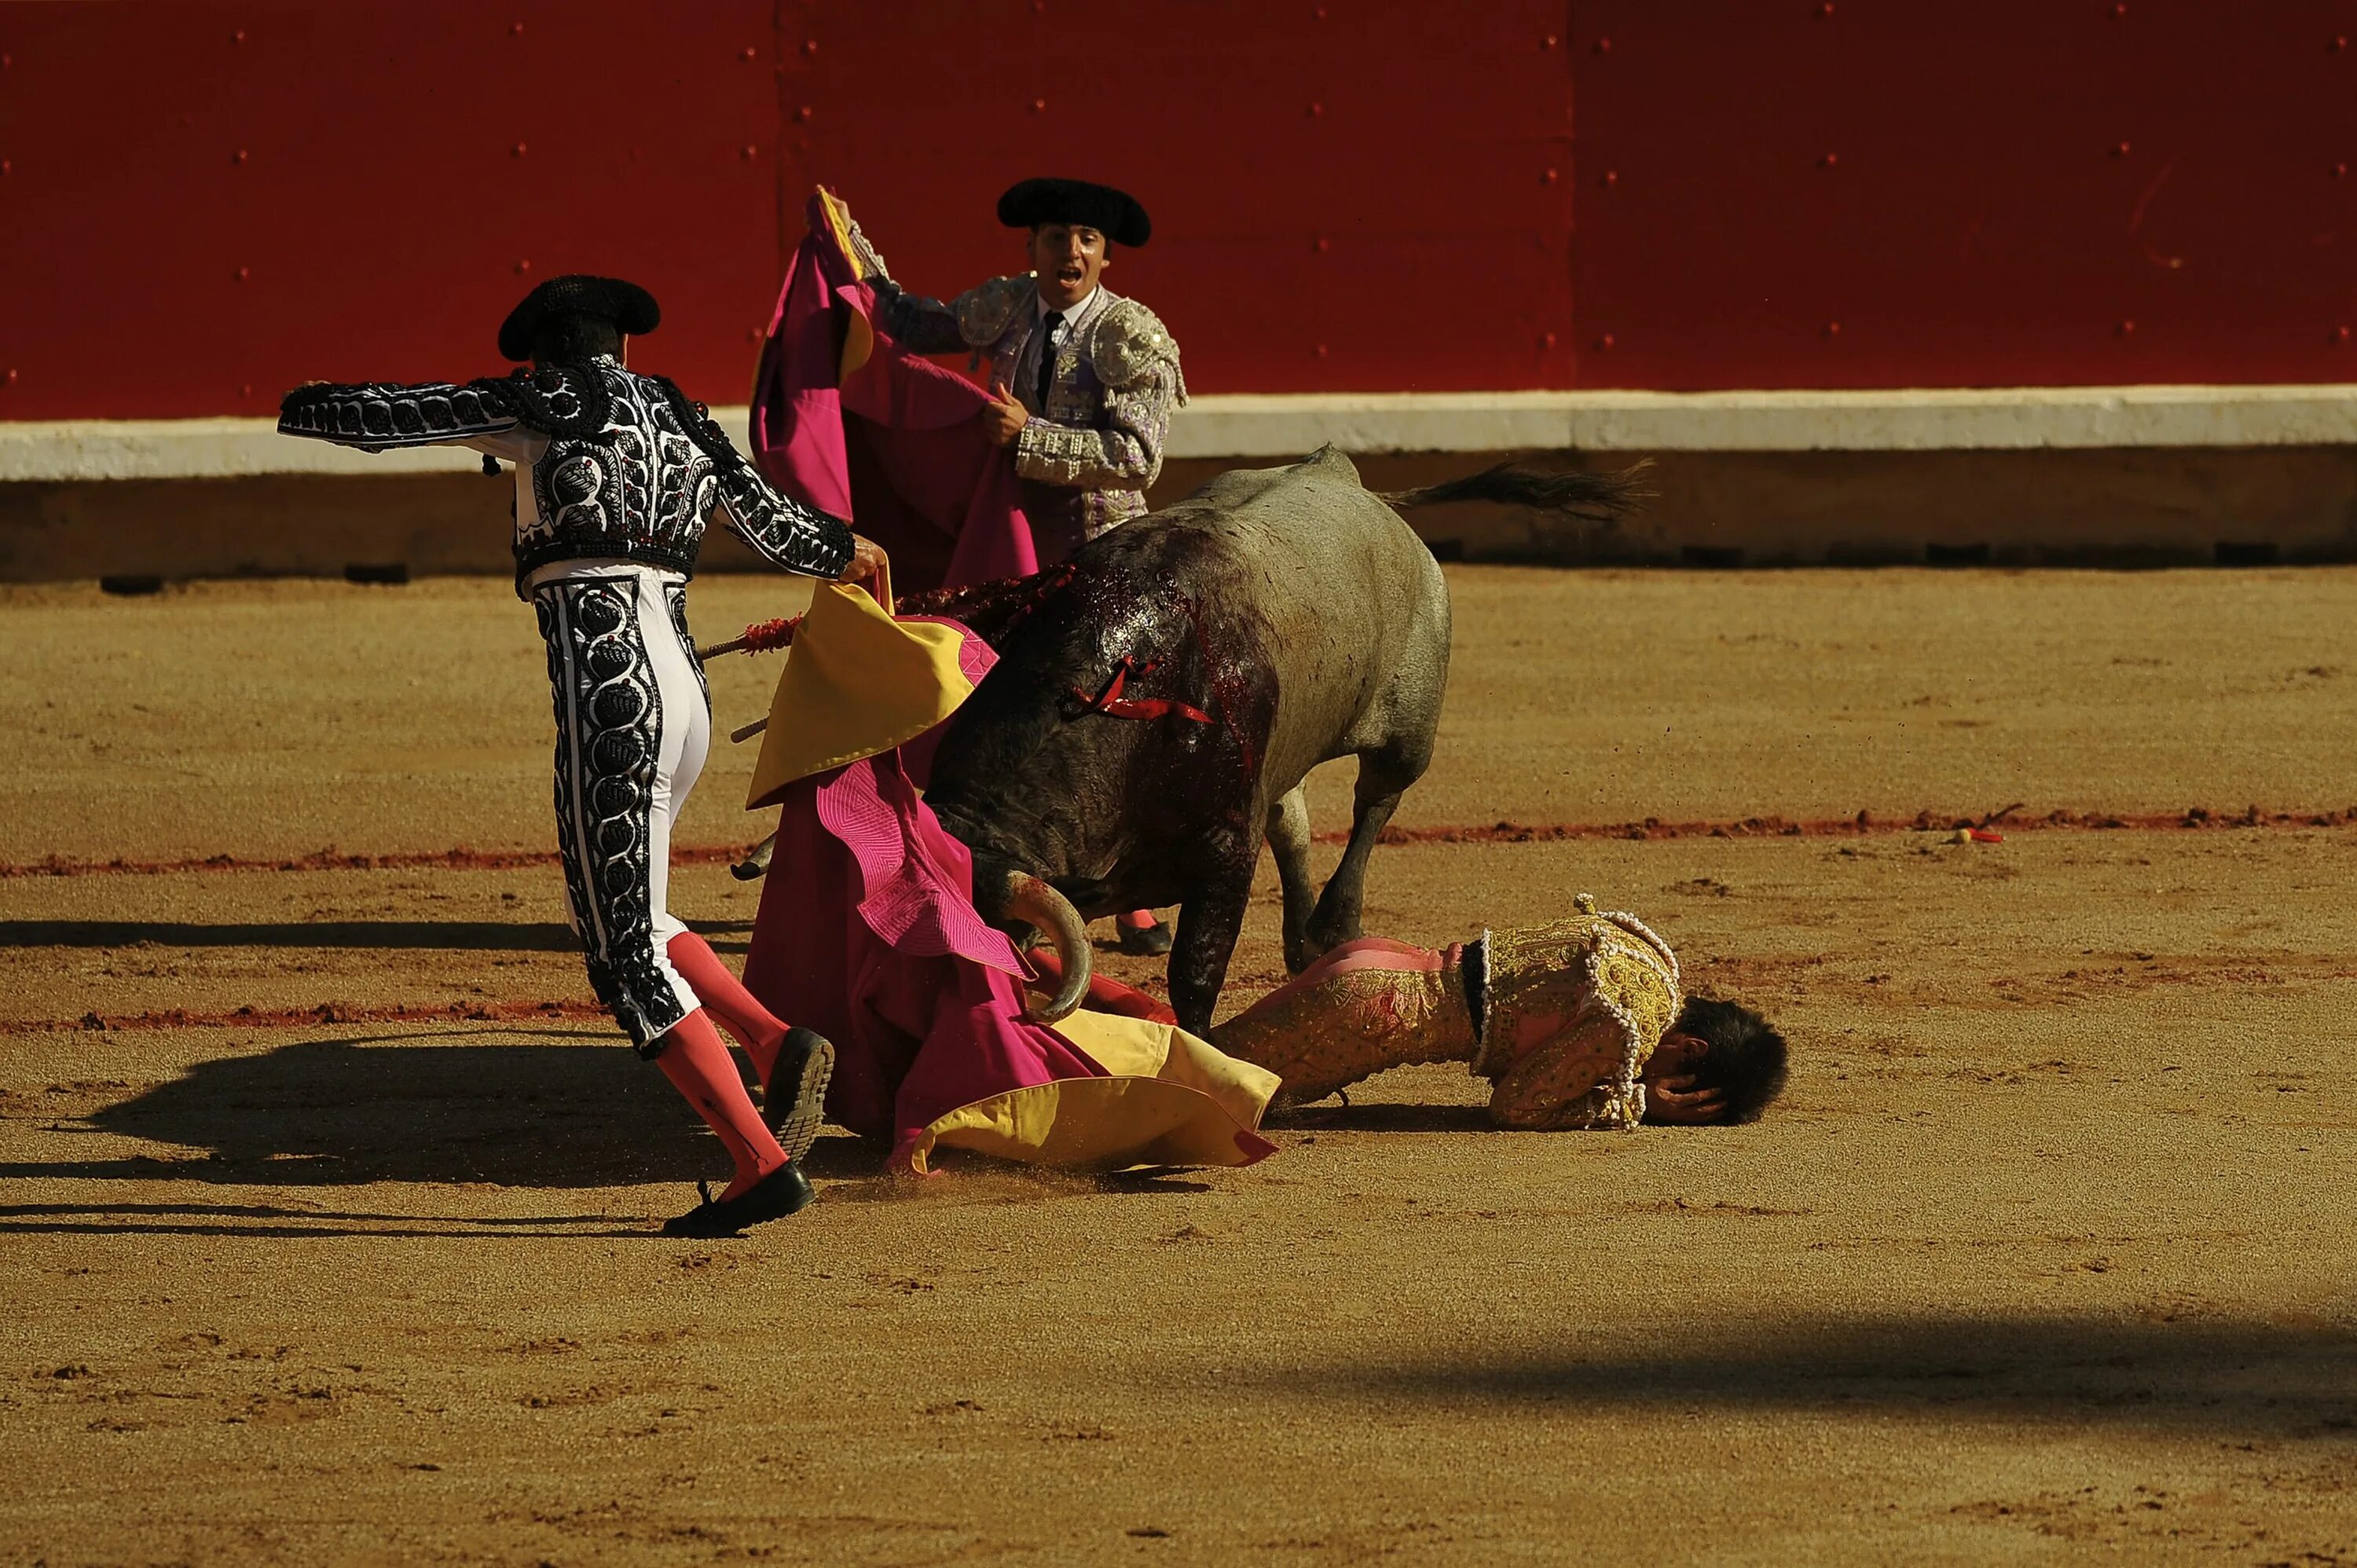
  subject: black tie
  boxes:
[1036,311,1064,415]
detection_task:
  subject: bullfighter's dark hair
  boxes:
[1671,995,1788,1123]
[528,313,625,365]
[1377,460,1651,526]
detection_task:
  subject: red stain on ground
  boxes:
[5,805,2353,881]
[1331,804,2357,846]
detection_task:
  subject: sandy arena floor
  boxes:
[4,566,2355,1565]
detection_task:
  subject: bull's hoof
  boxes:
[1118,918,1175,958]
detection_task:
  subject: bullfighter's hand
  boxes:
[838,533,889,588]
[1644,1074,1728,1126]
[983,380,1029,447]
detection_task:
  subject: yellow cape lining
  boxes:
[907,1009,1281,1174]
[746,582,977,809]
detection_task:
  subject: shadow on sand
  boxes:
[0,917,750,954]
[1269,1101,1494,1134]
[5,1028,879,1192]
[1267,1313,2357,1432]
[0,1028,1221,1233]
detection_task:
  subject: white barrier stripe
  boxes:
[4,385,2355,481]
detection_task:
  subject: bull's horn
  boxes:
[1003,874,1091,1023]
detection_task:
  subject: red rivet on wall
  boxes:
[1032,0,1045,12]
[1,160,10,177]
[1308,101,1324,117]
[748,328,764,343]
[1315,343,1330,357]
[516,259,532,274]
[1314,236,1331,252]
[235,266,250,282]
[1820,152,1838,168]
[232,28,245,43]
[233,148,248,164]
[5,370,17,385]
[240,383,252,398]
[2111,2,2127,16]
[742,144,759,159]
[1824,320,1842,337]
[2,53,12,67]
[1817,2,1835,16]
[1594,35,1612,53]
[2335,162,2348,179]
[509,21,524,36]
[2334,35,2349,50]
[1596,333,1615,350]
[512,141,527,157]
[741,46,757,61]
[797,105,813,122]
[1543,34,1559,48]
[1032,97,1047,112]
[1543,167,1560,184]
[1601,169,1618,186]
[1314,5,1327,18]
[2335,326,2352,343]
[1541,332,1558,350]
[2113,140,2131,156]
[2117,319,2135,335]
[803,38,819,54]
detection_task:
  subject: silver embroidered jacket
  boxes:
[874,274,1185,554]
[278,359,855,590]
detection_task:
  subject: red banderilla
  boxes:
[1071,658,1214,724]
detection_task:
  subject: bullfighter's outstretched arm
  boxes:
[277,377,540,462]
[687,403,859,578]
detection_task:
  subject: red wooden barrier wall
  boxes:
[1,2,2350,419]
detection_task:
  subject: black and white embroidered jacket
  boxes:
[278,358,854,588]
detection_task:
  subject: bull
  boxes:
[905,445,1640,1035]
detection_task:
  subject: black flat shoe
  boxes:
[1117,918,1174,957]
[763,1027,835,1165]
[660,1163,816,1238]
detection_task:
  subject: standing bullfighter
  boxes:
[870,178,1184,955]
[277,275,885,1237]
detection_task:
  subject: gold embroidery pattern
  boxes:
[1472,897,1683,1130]
[1088,298,1186,398]
[954,274,1033,349]
[1208,961,1475,1108]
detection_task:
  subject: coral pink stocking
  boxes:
[666,932,791,1088]
[652,1009,787,1200]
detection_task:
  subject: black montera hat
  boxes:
[996,178,1151,247]
[497,275,662,362]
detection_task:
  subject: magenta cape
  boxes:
[739,748,1115,1169]
[750,199,1039,592]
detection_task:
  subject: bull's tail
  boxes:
[1377,459,1650,524]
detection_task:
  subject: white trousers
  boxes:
[529,562,710,1052]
